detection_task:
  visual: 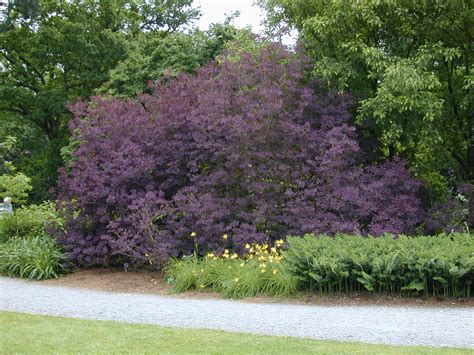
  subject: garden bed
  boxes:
[39,268,474,308]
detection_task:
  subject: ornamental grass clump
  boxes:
[0,235,65,280]
[165,239,298,299]
[58,44,424,268]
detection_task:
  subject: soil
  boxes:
[40,268,474,308]
[41,268,219,301]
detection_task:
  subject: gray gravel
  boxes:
[1,276,473,348]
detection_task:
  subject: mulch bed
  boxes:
[40,268,474,308]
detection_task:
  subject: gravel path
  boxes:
[1,277,473,348]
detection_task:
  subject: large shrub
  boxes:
[58,45,424,267]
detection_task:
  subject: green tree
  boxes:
[0,0,199,200]
[261,0,473,189]
[0,0,40,31]
[100,30,217,97]
[0,136,32,204]
[1,0,199,141]
[100,19,249,97]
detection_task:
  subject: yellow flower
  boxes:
[199,284,205,288]
[222,234,228,240]
[273,269,278,274]
[144,253,149,257]
[234,277,239,282]
[270,247,277,253]
[190,231,197,237]
[230,253,238,260]
[260,269,266,273]
[240,262,245,267]
[224,249,229,254]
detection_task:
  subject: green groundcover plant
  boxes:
[284,233,473,298]
[167,233,473,299]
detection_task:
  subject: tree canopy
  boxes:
[0,0,207,200]
[0,0,199,141]
[100,22,249,98]
[261,0,474,191]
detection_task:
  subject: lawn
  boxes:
[0,311,470,354]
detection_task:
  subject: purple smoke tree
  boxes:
[58,45,424,267]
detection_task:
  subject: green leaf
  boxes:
[401,280,424,291]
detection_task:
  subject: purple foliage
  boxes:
[424,183,472,234]
[57,45,424,267]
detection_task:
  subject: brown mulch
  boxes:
[41,268,220,301]
[40,268,474,308]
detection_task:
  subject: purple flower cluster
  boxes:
[58,45,424,267]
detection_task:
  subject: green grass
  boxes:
[0,311,470,354]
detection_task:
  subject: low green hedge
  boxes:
[284,233,473,297]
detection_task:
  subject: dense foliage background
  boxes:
[0,0,472,272]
